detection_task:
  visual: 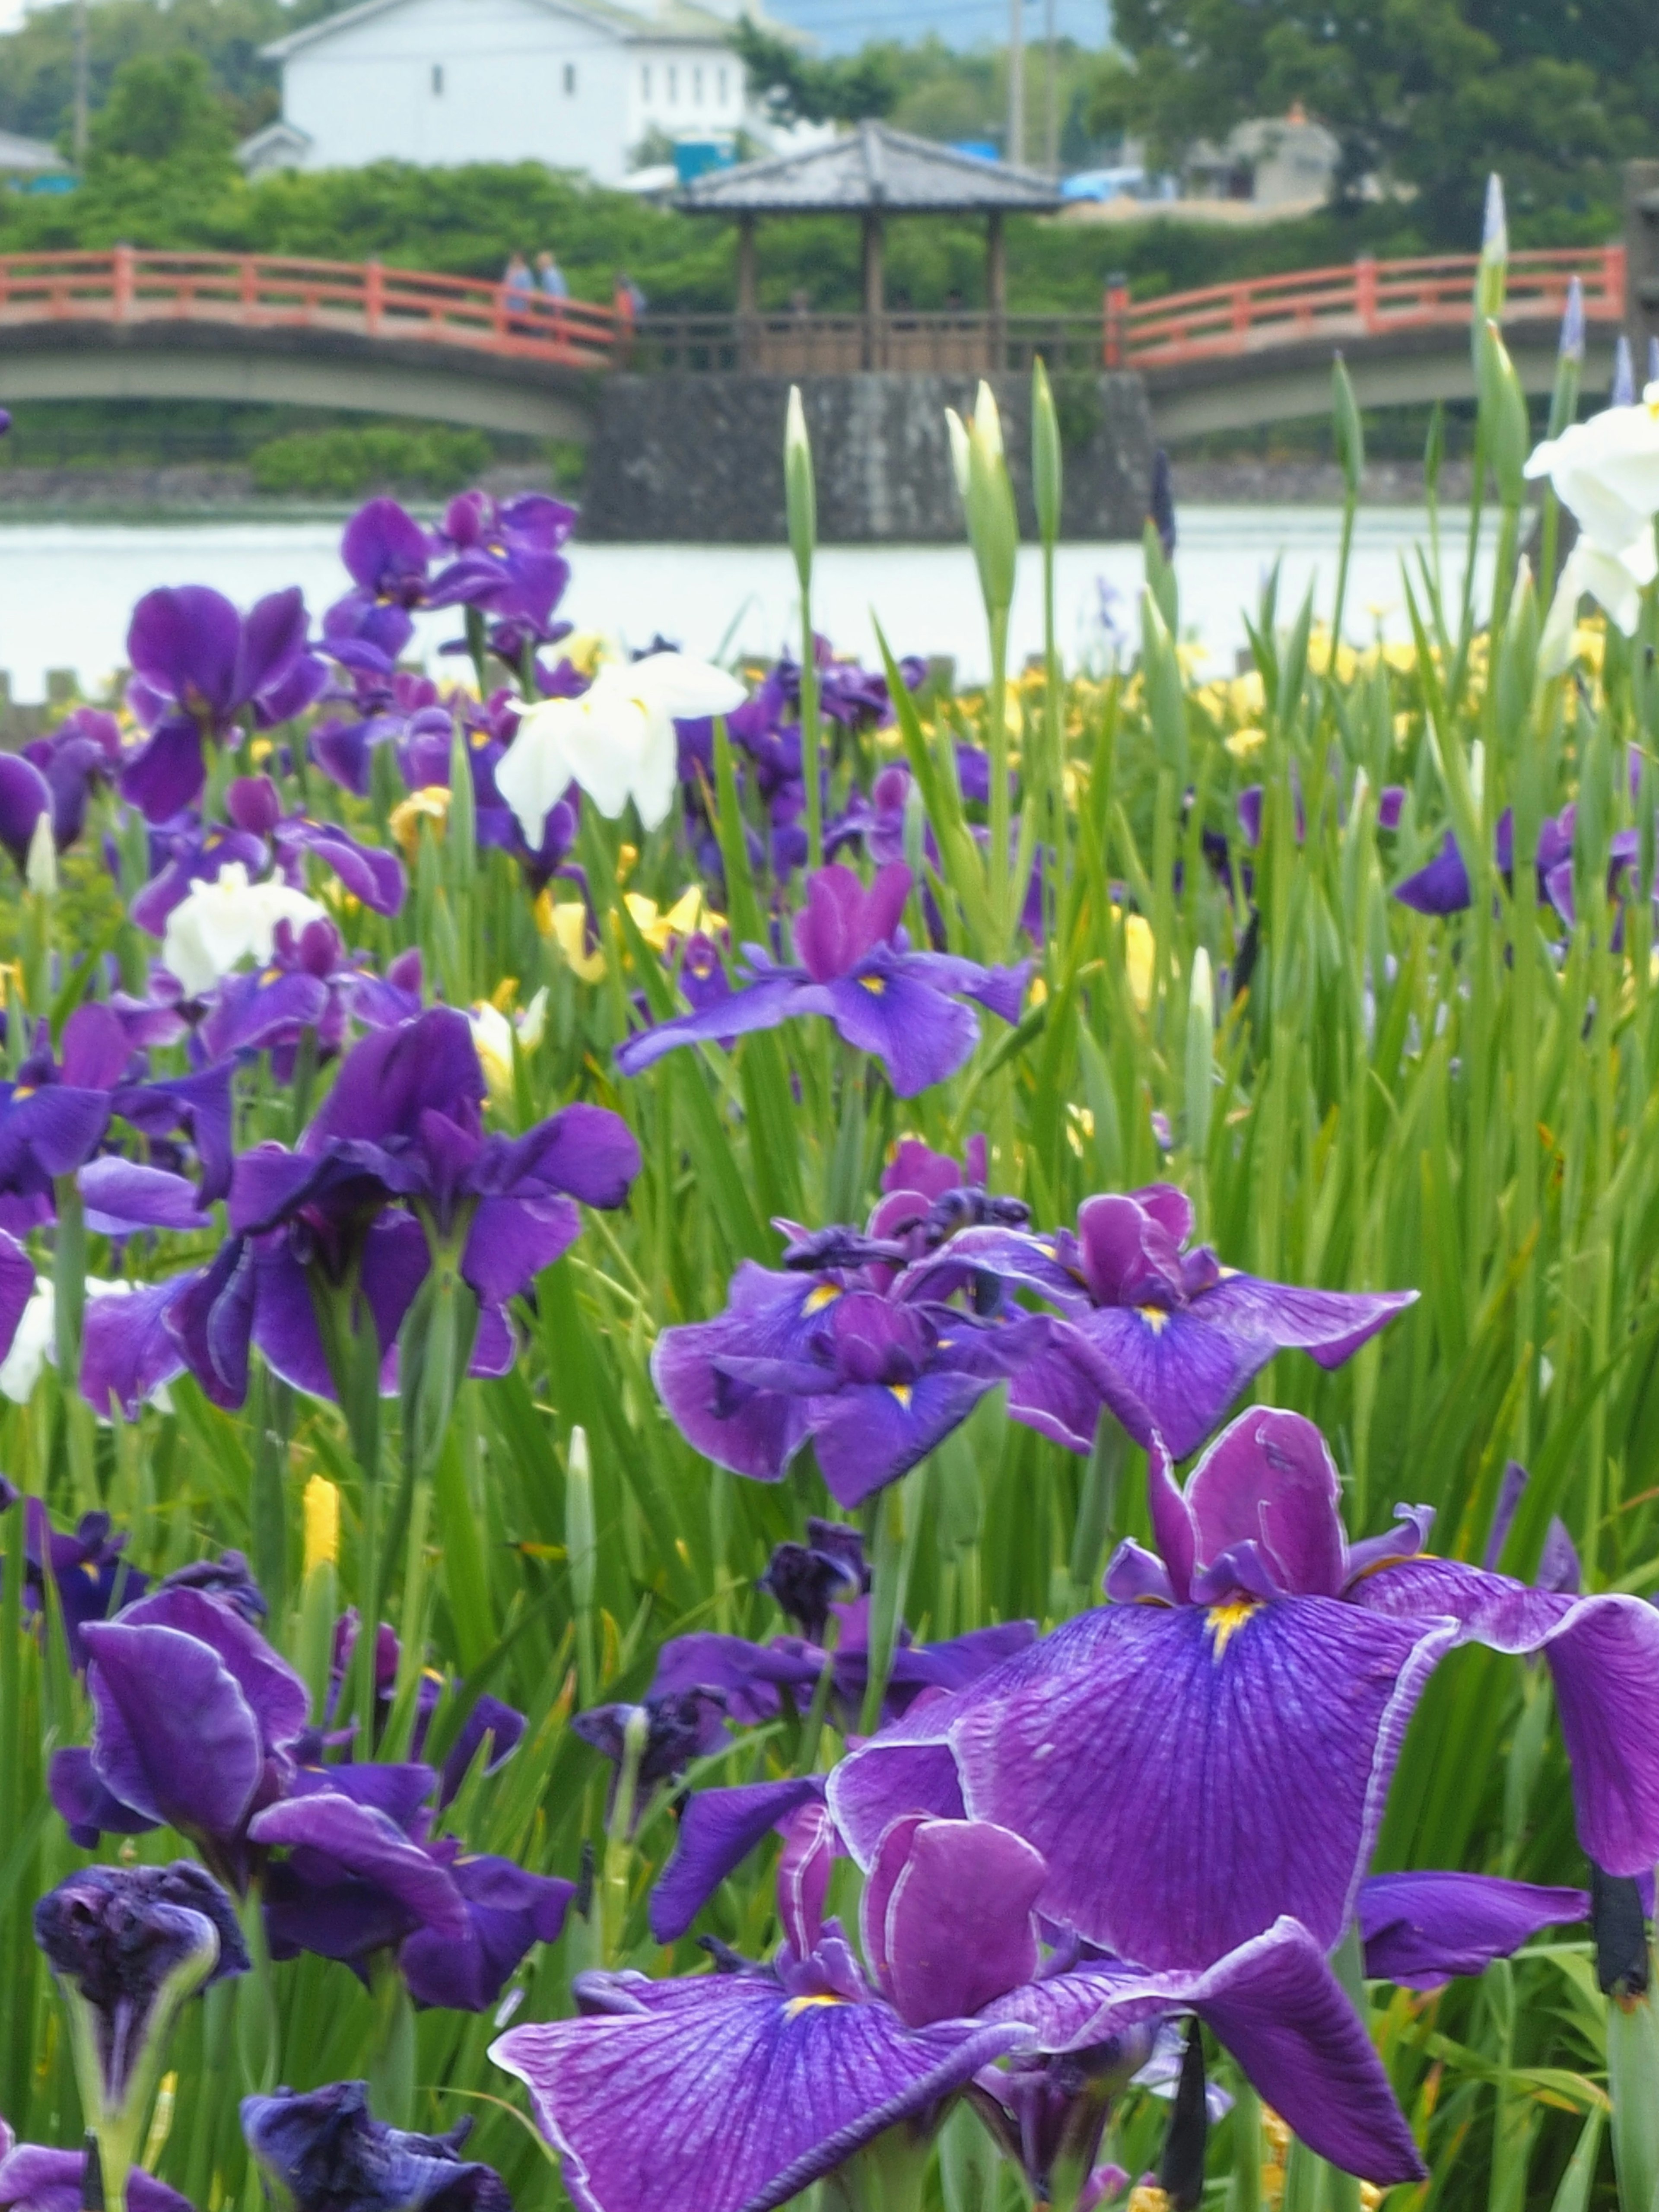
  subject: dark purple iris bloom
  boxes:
[401,691,581,891]
[25,709,122,848]
[35,1861,248,2115]
[497,1811,1421,2212]
[428,491,576,655]
[253,1778,573,2011]
[0,2140,189,2212]
[327,1611,525,1807]
[828,1407,1659,1978]
[327,497,437,665]
[122,585,327,822]
[617,861,1027,1096]
[12,1501,149,1672]
[904,1181,1414,1460]
[1357,1871,1587,1990]
[1395,805,1578,918]
[229,1005,640,1322]
[757,1516,869,1640]
[49,1583,311,1891]
[160,1548,267,1623]
[866,1133,1029,1264]
[243,2082,511,2212]
[0,1004,127,1209]
[779,638,927,731]
[651,1230,1051,1506]
[572,1691,729,1824]
[200,915,365,1075]
[0,753,55,880]
[225,775,406,918]
[310,666,448,797]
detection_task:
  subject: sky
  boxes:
[768,0,1110,54]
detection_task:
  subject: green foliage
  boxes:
[1098,0,1644,241]
[731,19,901,127]
[245,422,492,496]
[0,0,281,149]
[87,48,232,165]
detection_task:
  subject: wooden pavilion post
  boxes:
[736,212,759,371]
[862,209,885,370]
[986,209,1007,372]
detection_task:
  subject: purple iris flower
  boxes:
[122,585,327,822]
[49,1582,311,1891]
[129,814,273,937]
[0,710,121,876]
[327,1611,526,1807]
[35,1861,248,2124]
[310,665,448,797]
[1357,1871,1588,1990]
[572,1691,729,1826]
[651,1226,1051,1506]
[903,1181,1414,1460]
[243,2082,510,2212]
[615,863,1030,1099]
[225,775,406,918]
[428,491,577,658]
[757,1514,869,1641]
[327,497,437,664]
[229,1004,640,1323]
[253,1776,573,2011]
[0,2139,189,2212]
[828,1407,1659,1978]
[1395,805,1578,918]
[200,914,367,1074]
[495,1812,1421,2212]
[7,1500,149,1672]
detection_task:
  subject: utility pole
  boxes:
[1043,0,1058,176]
[72,0,88,168]
[1007,0,1025,168]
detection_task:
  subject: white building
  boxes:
[249,0,781,187]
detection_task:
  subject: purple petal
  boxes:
[824,961,980,1096]
[649,1631,819,1726]
[79,1158,211,1236]
[490,1964,1027,2212]
[119,717,207,822]
[1358,1870,1588,1990]
[0,753,50,873]
[649,1267,831,1481]
[0,2146,193,2212]
[279,819,406,917]
[861,1816,1045,2025]
[0,1228,35,1368]
[808,1370,997,1507]
[1196,1273,1418,1370]
[80,1618,265,1843]
[302,1007,485,1153]
[402,1850,574,2010]
[830,1597,1458,1971]
[251,1791,470,1939]
[118,1585,308,1751]
[1042,1306,1258,1461]
[483,1103,642,1211]
[1395,831,1471,915]
[235,587,308,706]
[1351,1558,1659,1876]
[793,863,911,984]
[1185,1410,1347,1597]
[127,585,242,715]
[80,1276,190,1417]
[614,975,808,1079]
[651,1779,829,1944]
[978,1917,1425,2184]
[462,1194,581,1306]
[1075,1194,1186,1307]
[48,1743,159,1847]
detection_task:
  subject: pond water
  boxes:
[0,504,1496,703]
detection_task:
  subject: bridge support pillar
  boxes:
[1625,162,1659,381]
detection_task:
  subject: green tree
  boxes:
[1091,0,1630,243]
[88,50,234,165]
[729,19,900,126]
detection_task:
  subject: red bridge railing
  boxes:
[0,247,624,367]
[1107,244,1626,370]
[0,242,1628,380]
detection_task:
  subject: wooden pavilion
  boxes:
[674,121,1063,373]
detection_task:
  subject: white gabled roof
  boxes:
[263,0,747,63]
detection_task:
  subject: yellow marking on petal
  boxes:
[859,974,887,995]
[1216,1265,1238,1279]
[259,966,282,985]
[1136,1306,1169,1332]
[12,1085,34,1102]
[889,1385,913,1410]
[491,976,519,1012]
[1207,1600,1261,1658]
[784,1994,847,2018]
[802,1285,841,1315]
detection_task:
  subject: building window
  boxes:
[564,62,576,94]
[693,65,702,104]
[641,64,651,100]
[717,67,727,103]
[667,64,677,102]
[431,62,443,93]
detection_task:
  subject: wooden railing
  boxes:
[0,242,1627,381]
[0,248,624,367]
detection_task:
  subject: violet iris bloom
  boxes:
[49,1583,311,1891]
[757,1515,869,1641]
[904,1182,1414,1460]
[310,665,449,797]
[828,1408,1659,1977]
[1394,805,1577,918]
[429,491,576,658]
[252,1777,573,2012]
[200,915,368,1074]
[0,2140,189,2212]
[243,2082,510,2212]
[496,1813,1421,2212]
[571,1691,729,1825]
[122,585,326,822]
[225,775,406,918]
[651,1231,1050,1507]
[35,1861,248,2126]
[615,864,1030,1098]
[25,709,122,849]
[1357,1871,1588,1990]
[11,1500,148,1671]
[129,814,272,937]
[328,497,436,664]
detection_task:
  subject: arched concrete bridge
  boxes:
[0,248,620,438]
[1121,246,1627,438]
[0,242,1628,443]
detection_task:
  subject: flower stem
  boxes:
[860,1466,928,1738]
[601,1706,650,1966]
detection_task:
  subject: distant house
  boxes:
[0,126,74,191]
[251,0,788,188]
[1184,104,1341,212]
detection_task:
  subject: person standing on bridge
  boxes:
[537,251,570,301]
[504,251,532,296]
